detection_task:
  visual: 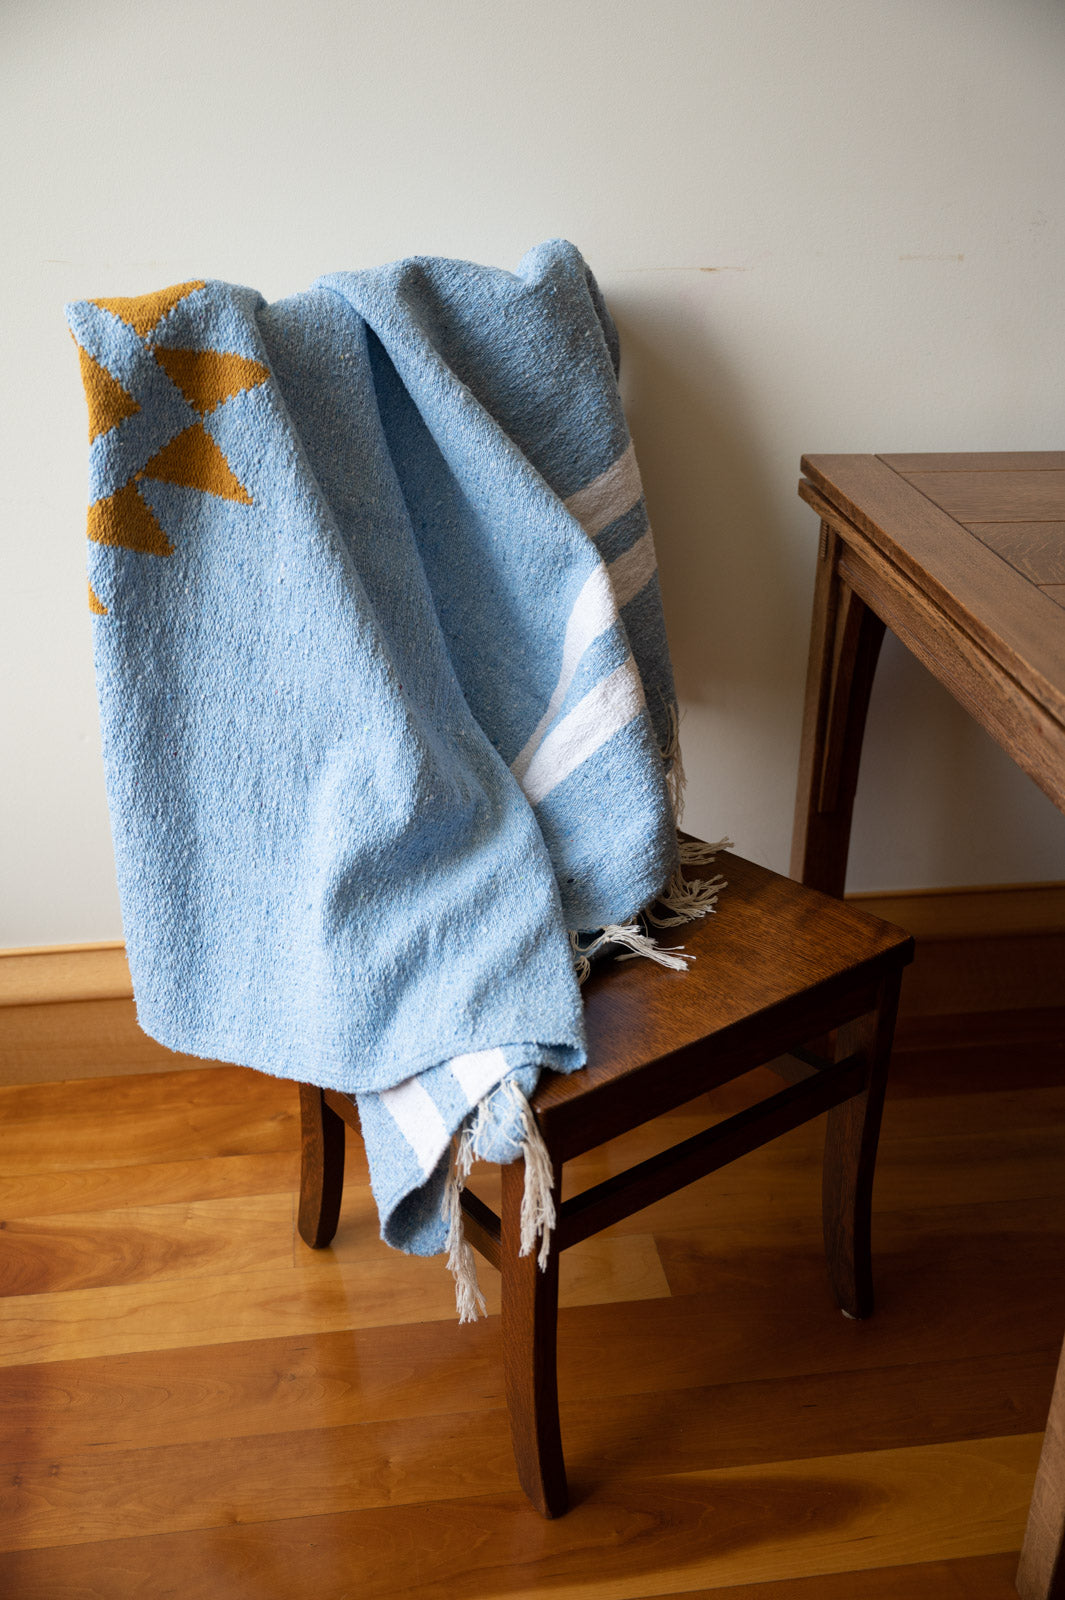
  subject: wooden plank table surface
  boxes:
[790,452,1065,1598]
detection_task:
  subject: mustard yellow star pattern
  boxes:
[90,281,208,339]
[68,280,270,612]
[76,345,140,441]
[153,347,270,416]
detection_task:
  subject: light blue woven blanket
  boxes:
[67,241,703,1290]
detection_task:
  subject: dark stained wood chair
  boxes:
[296,846,913,1517]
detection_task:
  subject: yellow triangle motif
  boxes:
[88,581,108,615]
[87,481,174,558]
[91,281,207,340]
[76,345,140,441]
[154,347,270,415]
[141,422,253,503]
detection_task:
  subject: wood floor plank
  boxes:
[884,1084,1065,1137]
[0,1151,298,1219]
[0,1436,1040,1599]
[0,1065,287,1123]
[0,1102,297,1175]
[8,1073,1063,1232]
[1,1350,1055,1550]
[0,1065,301,1177]
[653,1193,1065,1307]
[631,1552,1024,1598]
[892,1007,1065,1054]
[0,1324,506,1462]
[560,1349,1057,1480]
[2,1184,1060,1374]
[0,1194,295,1297]
[0,1230,669,1368]
[2,1304,1053,1469]
[889,1035,1065,1097]
[0,1408,518,1550]
[0,1308,1056,1467]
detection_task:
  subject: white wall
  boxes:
[3,0,1064,946]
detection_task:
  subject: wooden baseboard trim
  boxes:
[844,883,1061,940]
[847,881,1065,941]
[0,941,131,1008]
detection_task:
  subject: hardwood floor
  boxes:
[1,1013,1062,1598]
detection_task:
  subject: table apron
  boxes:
[836,539,1065,815]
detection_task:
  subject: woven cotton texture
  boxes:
[67,241,682,1259]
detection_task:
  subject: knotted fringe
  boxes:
[508,1080,556,1270]
[652,698,728,942]
[644,868,727,928]
[568,835,735,984]
[644,838,732,930]
[571,920,692,985]
[678,835,732,865]
[570,932,593,985]
[443,1082,558,1314]
[442,1123,486,1323]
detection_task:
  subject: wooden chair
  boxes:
[296,846,913,1517]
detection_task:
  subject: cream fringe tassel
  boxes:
[568,694,733,987]
[677,835,732,864]
[508,1079,557,1271]
[443,1082,559,1317]
[662,695,731,931]
[645,846,731,929]
[442,1123,486,1323]
[571,920,692,985]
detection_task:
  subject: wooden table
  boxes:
[789,452,1065,1599]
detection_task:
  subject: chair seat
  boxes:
[536,850,910,1159]
[297,843,914,1518]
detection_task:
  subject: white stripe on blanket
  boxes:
[379,1049,510,1193]
[609,527,657,608]
[450,1047,511,1101]
[564,440,643,537]
[510,562,618,785]
[511,458,658,795]
[380,1074,451,1178]
[522,658,647,806]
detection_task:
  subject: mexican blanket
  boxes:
[66,240,721,1315]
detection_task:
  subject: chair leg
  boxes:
[297,1084,346,1248]
[500,1155,568,1517]
[822,970,902,1319]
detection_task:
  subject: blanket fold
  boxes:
[67,240,706,1288]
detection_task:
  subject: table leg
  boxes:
[791,520,886,897]
[1017,1333,1065,1598]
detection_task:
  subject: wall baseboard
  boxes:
[848,882,1065,1024]
[0,941,131,1007]
[848,880,1065,941]
[0,998,209,1084]
[2,881,1063,1085]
